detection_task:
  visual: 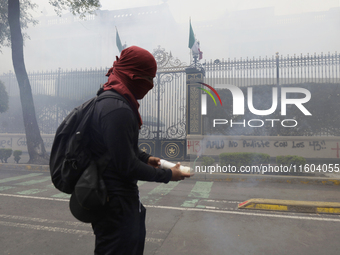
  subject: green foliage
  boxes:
[219,152,270,169]
[276,155,307,175]
[0,148,13,163]
[201,156,215,167]
[48,0,100,18]
[0,80,9,113]
[1,0,100,50]
[13,150,22,163]
[276,155,306,167]
[0,0,38,51]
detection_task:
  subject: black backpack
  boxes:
[49,90,128,194]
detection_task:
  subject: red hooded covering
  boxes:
[103,46,157,128]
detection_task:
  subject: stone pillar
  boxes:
[185,67,204,135]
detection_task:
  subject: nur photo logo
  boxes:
[198,82,312,128]
[197,82,223,115]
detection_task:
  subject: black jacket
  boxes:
[89,90,172,197]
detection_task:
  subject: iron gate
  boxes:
[138,46,188,160]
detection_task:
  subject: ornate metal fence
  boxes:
[139,46,187,140]
[0,47,189,158]
[0,67,108,99]
[1,51,339,138]
[0,68,109,134]
[204,52,340,87]
[202,52,340,137]
[138,47,188,160]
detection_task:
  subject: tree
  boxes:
[0,79,9,113]
[8,0,48,164]
[0,0,37,51]
[6,0,100,164]
[48,0,100,18]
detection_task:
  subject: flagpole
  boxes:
[190,50,192,65]
[189,17,192,64]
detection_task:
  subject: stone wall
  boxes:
[187,135,340,160]
[0,134,54,153]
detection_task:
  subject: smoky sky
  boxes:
[0,0,339,74]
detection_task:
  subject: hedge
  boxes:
[201,156,215,167]
[276,155,307,175]
[13,150,22,164]
[219,152,270,168]
[0,148,13,163]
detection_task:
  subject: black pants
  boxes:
[91,195,146,255]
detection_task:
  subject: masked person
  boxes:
[89,46,190,255]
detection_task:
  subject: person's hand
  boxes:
[147,156,161,168]
[170,163,191,181]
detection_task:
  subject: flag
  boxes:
[188,20,195,49]
[188,20,203,60]
[116,27,124,53]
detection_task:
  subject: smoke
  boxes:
[1,0,340,74]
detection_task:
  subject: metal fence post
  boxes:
[56,67,61,130]
[276,52,280,86]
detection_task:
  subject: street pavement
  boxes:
[0,167,339,254]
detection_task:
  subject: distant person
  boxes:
[88,46,190,254]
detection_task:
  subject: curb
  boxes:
[189,172,340,185]
[0,163,49,172]
[238,198,340,214]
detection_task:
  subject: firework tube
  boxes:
[160,159,191,174]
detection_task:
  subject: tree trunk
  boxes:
[8,0,48,165]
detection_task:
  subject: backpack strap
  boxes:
[96,90,138,122]
[96,90,130,108]
[92,90,131,176]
